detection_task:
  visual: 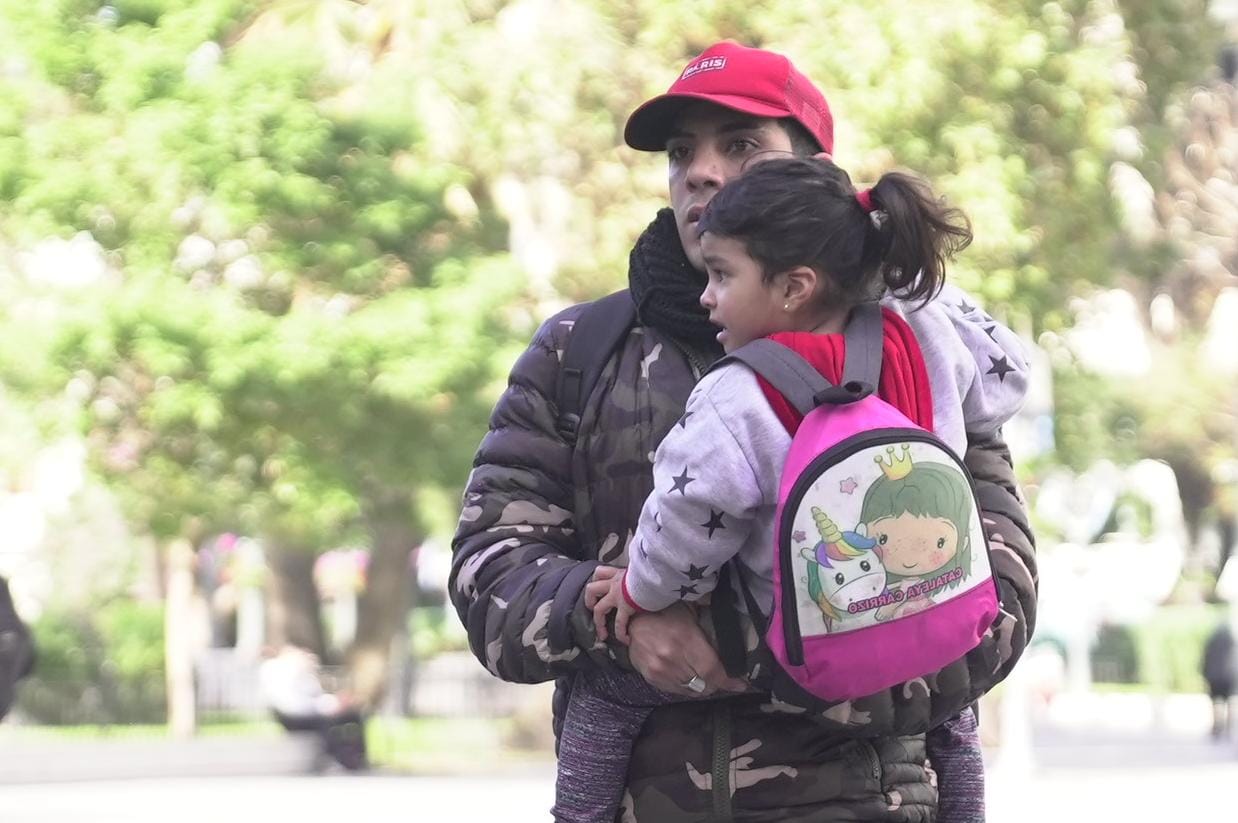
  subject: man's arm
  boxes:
[449,307,610,684]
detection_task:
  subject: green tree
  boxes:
[0,0,528,709]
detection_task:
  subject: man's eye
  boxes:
[728,138,757,154]
[668,145,689,162]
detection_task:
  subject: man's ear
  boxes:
[782,265,819,309]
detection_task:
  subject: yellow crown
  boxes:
[874,444,913,480]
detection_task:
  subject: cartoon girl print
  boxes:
[859,444,974,620]
[801,506,886,631]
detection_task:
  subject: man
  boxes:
[0,575,34,722]
[451,41,1037,820]
[1202,616,1236,740]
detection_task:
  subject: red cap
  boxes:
[624,41,834,154]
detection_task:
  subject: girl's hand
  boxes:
[589,572,640,644]
[591,564,622,583]
[611,594,639,646]
[586,565,625,642]
[587,573,622,642]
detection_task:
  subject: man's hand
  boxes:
[626,602,748,698]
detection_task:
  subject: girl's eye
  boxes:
[936,537,946,549]
[834,573,845,586]
[668,145,689,162]
[860,560,871,572]
[878,534,888,545]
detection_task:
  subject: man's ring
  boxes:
[682,674,707,693]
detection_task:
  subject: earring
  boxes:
[783,302,790,311]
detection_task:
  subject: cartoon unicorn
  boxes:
[801,507,887,630]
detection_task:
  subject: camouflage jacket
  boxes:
[450,301,1038,822]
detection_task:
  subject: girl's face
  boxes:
[698,233,791,352]
[869,513,959,576]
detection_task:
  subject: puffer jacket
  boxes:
[450,301,1037,822]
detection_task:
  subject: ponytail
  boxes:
[698,157,971,311]
[861,173,972,306]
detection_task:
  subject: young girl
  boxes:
[553,157,1027,822]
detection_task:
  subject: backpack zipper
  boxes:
[779,428,982,665]
[710,701,733,821]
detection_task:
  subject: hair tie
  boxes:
[855,188,876,213]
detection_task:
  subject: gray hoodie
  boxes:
[624,284,1030,612]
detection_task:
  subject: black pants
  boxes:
[274,709,369,770]
[1208,680,1234,739]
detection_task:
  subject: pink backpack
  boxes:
[720,304,998,703]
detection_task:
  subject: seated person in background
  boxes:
[259,644,369,771]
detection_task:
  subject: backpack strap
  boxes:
[710,561,778,680]
[555,289,637,442]
[830,301,883,404]
[715,301,885,414]
[548,292,634,648]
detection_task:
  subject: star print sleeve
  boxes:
[895,284,1030,451]
[621,370,768,613]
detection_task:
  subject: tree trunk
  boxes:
[164,538,197,739]
[348,489,420,709]
[265,538,327,659]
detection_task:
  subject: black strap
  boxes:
[548,292,632,651]
[712,302,885,412]
[555,290,637,442]
[829,301,883,404]
[709,566,750,679]
[711,563,775,683]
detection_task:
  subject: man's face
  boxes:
[665,102,795,271]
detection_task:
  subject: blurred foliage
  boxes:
[17,600,167,725]
[1090,621,1140,684]
[1091,604,1228,693]
[380,0,1220,329]
[408,605,467,659]
[1048,326,1235,533]
[0,0,532,555]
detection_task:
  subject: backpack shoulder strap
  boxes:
[836,301,883,399]
[555,289,637,442]
[717,339,829,417]
[713,301,885,415]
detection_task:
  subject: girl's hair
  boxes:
[858,462,974,588]
[696,157,972,307]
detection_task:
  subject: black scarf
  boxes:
[627,208,722,348]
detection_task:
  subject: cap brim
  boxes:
[623,93,793,151]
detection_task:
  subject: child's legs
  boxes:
[927,705,985,823]
[553,670,673,823]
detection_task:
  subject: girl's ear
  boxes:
[781,265,819,310]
